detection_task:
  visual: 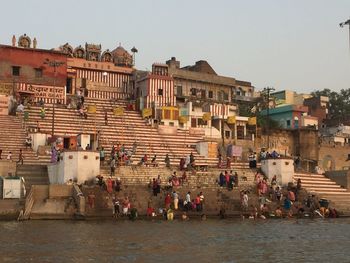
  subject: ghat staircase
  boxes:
[100,165,257,188]
[17,165,49,194]
[82,166,259,217]
[0,115,50,165]
[294,172,350,213]
[24,97,219,167]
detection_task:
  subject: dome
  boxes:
[111,45,133,67]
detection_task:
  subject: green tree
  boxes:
[311,88,350,123]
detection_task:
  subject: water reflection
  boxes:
[0,219,350,263]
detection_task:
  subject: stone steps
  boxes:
[0,115,51,165]
[99,166,256,189]
[16,165,49,193]
[294,172,350,212]
[24,101,217,166]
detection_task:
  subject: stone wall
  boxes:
[261,130,294,155]
[0,161,16,177]
[319,144,350,171]
[325,170,350,189]
[49,185,73,198]
[298,129,319,161]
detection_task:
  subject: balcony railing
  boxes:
[232,95,256,102]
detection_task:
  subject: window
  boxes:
[35,68,43,78]
[191,88,197,96]
[66,78,72,94]
[237,126,245,139]
[158,89,163,96]
[198,118,208,126]
[176,86,183,96]
[286,120,291,127]
[201,90,206,99]
[164,109,171,119]
[218,91,223,101]
[225,131,231,139]
[223,92,229,101]
[208,91,213,99]
[12,66,20,76]
[173,110,179,120]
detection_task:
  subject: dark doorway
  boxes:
[66,78,73,94]
[63,138,70,149]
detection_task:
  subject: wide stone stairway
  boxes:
[294,172,350,213]
[100,165,257,189]
[16,165,49,194]
[24,97,218,167]
[0,115,50,165]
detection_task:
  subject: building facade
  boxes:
[135,57,256,140]
[260,104,316,129]
[303,96,329,128]
[0,34,67,104]
[59,43,135,100]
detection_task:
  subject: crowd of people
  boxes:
[145,189,205,221]
[108,143,133,172]
[0,148,24,166]
[149,172,188,196]
[218,170,239,189]
[239,171,338,219]
[179,152,195,171]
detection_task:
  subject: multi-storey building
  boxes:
[58,43,135,100]
[0,34,67,106]
[303,96,329,128]
[135,57,257,141]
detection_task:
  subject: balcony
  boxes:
[232,95,256,102]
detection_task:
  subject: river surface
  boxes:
[0,218,349,263]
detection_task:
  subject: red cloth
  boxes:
[288,191,296,202]
[195,196,201,205]
[107,179,113,193]
[147,207,154,216]
[165,195,171,205]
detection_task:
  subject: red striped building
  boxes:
[67,58,133,99]
[62,43,134,100]
[136,64,176,109]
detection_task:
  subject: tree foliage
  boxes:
[311,88,350,123]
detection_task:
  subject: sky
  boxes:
[1,0,350,93]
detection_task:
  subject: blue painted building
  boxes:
[260,104,309,129]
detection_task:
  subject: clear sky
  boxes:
[1,0,349,93]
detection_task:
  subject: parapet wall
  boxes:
[0,161,16,177]
[325,170,350,189]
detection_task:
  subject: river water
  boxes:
[0,218,349,263]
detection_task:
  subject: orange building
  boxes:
[0,34,67,104]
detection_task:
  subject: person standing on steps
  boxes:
[165,193,171,210]
[7,151,12,161]
[173,190,179,210]
[99,147,105,165]
[17,149,23,165]
[156,175,161,194]
[165,154,171,168]
[110,158,116,177]
[104,110,108,126]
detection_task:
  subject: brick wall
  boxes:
[0,45,67,87]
